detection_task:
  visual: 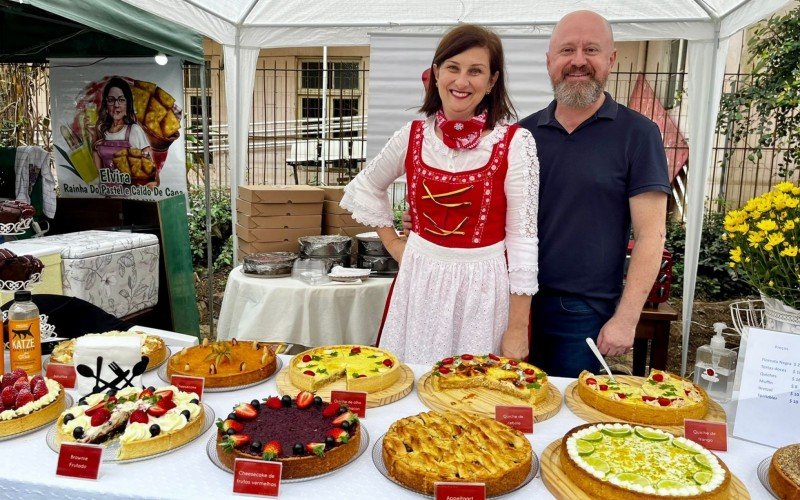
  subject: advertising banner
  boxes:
[50,58,187,200]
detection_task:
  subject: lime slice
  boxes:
[634,427,670,441]
[583,456,610,474]
[615,472,652,487]
[581,431,604,442]
[672,439,700,454]
[601,427,632,438]
[693,454,714,469]
[575,439,595,456]
[693,471,713,485]
[657,479,687,489]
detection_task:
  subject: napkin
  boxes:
[74,334,145,397]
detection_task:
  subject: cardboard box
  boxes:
[238,185,324,204]
[238,239,301,254]
[237,225,321,243]
[237,198,322,217]
[237,214,322,229]
[324,213,362,227]
[323,200,350,215]
[324,225,378,238]
[321,186,346,202]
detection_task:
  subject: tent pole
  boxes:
[321,46,328,186]
[200,59,214,338]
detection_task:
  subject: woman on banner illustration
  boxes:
[90,77,154,189]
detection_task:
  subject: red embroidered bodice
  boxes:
[406,120,519,248]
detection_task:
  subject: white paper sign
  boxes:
[732,327,800,448]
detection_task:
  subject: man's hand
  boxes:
[596,314,637,357]
[501,325,529,360]
[402,210,412,234]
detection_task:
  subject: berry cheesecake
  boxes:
[769,444,800,499]
[56,385,204,460]
[51,330,168,369]
[0,369,66,437]
[167,338,277,388]
[561,422,731,499]
[577,369,709,425]
[431,354,549,405]
[289,345,400,393]
[215,391,361,478]
[382,411,532,496]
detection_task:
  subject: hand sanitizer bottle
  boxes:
[693,323,737,403]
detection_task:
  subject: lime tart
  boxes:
[577,369,708,425]
[769,444,800,499]
[0,369,66,437]
[431,353,549,405]
[561,422,731,499]
[56,385,204,460]
[382,411,532,496]
[289,345,400,393]
[167,338,277,388]
[215,391,361,478]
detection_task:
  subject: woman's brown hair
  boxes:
[419,24,516,128]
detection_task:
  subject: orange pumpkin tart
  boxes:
[167,339,277,388]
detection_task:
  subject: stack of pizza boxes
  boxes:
[321,186,378,261]
[236,185,324,260]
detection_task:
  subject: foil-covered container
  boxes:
[301,254,351,272]
[357,254,399,275]
[355,232,390,257]
[242,252,298,277]
[298,235,352,257]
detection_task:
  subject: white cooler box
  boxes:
[30,230,160,318]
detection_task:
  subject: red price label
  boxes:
[495,405,534,433]
[435,482,486,500]
[684,419,728,451]
[170,375,205,400]
[56,443,102,480]
[233,459,282,497]
[330,390,367,418]
[46,363,76,389]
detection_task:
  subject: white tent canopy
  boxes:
[125,0,791,373]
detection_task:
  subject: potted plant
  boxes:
[724,181,800,333]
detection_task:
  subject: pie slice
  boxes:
[431,353,549,405]
[289,345,400,393]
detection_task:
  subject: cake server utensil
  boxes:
[585,337,617,383]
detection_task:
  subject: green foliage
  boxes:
[392,201,408,232]
[716,6,800,177]
[188,186,232,272]
[665,211,756,301]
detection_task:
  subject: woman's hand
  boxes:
[501,325,529,360]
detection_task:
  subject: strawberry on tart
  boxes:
[0,369,66,437]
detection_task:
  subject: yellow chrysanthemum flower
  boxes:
[730,247,742,262]
[786,197,799,209]
[776,182,794,193]
[748,232,765,245]
[780,246,799,257]
[757,220,778,232]
[767,233,785,247]
[785,220,796,231]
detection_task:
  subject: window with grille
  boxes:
[297,59,363,138]
[183,62,214,162]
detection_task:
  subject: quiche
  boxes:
[56,385,204,460]
[769,444,800,499]
[382,411,531,496]
[216,391,360,478]
[0,369,66,437]
[561,422,731,499]
[51,331,167,370]
[167,338,277,388]
[577,369,708,425]
[289,345,400,393]
[431,354,549,405]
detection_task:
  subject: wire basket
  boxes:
[729,299,766,336]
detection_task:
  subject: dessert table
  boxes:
[216,266,393,346]
[0,351,777,499]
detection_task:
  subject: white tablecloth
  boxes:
[217,266,393,346]
[0,351,777,499]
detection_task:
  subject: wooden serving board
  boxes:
[540,438,749,500]
[416,370,562,422]
[564,378,726,435]
[275,364,414,408]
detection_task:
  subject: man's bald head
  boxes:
[550,10,614,54]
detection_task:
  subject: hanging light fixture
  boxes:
[154,53,168,65]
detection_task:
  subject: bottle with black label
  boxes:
[9,290,41,375]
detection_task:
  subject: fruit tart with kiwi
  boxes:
[167,338,277,388]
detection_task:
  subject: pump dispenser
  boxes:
[693,322,737,403]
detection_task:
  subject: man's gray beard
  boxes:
[553,79,604,108]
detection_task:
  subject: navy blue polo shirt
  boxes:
[518,92,670,318]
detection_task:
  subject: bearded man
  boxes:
[518,10,670,377]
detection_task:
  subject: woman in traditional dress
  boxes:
[341,25,539,364]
